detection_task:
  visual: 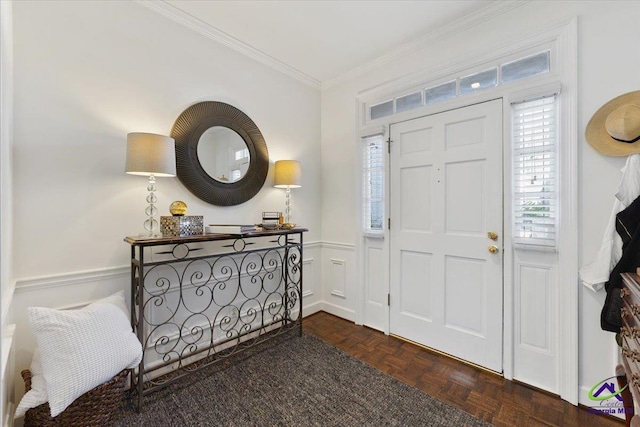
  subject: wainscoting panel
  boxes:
[300,240,322,317]
[364,236,386,331]
[513,250,559,394]
[330,259,346,298]
[321,242,356,321]
[518,265,551,352]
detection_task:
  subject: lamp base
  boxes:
[143,175,159,236]
[143,218,159,234]
[281,223,296,229]
[284,187,293,224]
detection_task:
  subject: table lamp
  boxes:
[125,132,176,236]
[274,160,301,227]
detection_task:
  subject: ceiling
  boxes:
[151,0,505,88]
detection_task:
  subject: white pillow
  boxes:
[15,292,136,419]
[14,347,47,419]
[26,291,142,418]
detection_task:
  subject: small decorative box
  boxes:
[160,215,204,237]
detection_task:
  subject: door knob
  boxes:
[487,231,498,241]
[488,245,499,254]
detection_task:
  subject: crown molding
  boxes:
[321,0,528,91]
[135,0,322,90]
[136,1,527,92]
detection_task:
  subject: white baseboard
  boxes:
[302,301,323,317]
[320,302,356,322]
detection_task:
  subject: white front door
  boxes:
[389,99,503,372]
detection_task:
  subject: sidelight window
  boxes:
[362,134,385,232]
[512,94,558,249]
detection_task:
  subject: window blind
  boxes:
[512,95,557,249]
[363,134,384,232]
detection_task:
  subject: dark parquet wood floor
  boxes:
[304,311,623,427]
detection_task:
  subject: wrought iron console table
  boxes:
[124,228,307,410]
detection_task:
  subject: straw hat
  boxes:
[586,90,640,156]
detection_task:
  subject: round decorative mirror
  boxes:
[197,126,250,183]
[171,102,269,206]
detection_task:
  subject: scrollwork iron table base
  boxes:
[124,228,307,411]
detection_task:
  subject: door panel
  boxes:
[400,127,433,155]
[444,255,485,335]
[445,160,484,234]
[401,166,432,231]
[399,250,433,321]
[444,116,485,149]
[389,99,503,372]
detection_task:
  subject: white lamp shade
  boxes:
[125,133,176,177]
[274,160,301,188]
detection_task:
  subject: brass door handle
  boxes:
[487,231,498,241]
[488,245,499,254]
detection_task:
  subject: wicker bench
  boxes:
[21,369,128,426]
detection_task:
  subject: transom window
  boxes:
[369,50,550,121]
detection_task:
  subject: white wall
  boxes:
[1,0,13,308]
[1,1,15,424]
[8,0,640,417]
[13,1,321,280]
[320,0,640,406]
[11,0,321,412]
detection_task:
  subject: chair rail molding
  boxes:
[321,241,356,251]
[14,266,130,294]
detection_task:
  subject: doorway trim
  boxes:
[355,18,578,404]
